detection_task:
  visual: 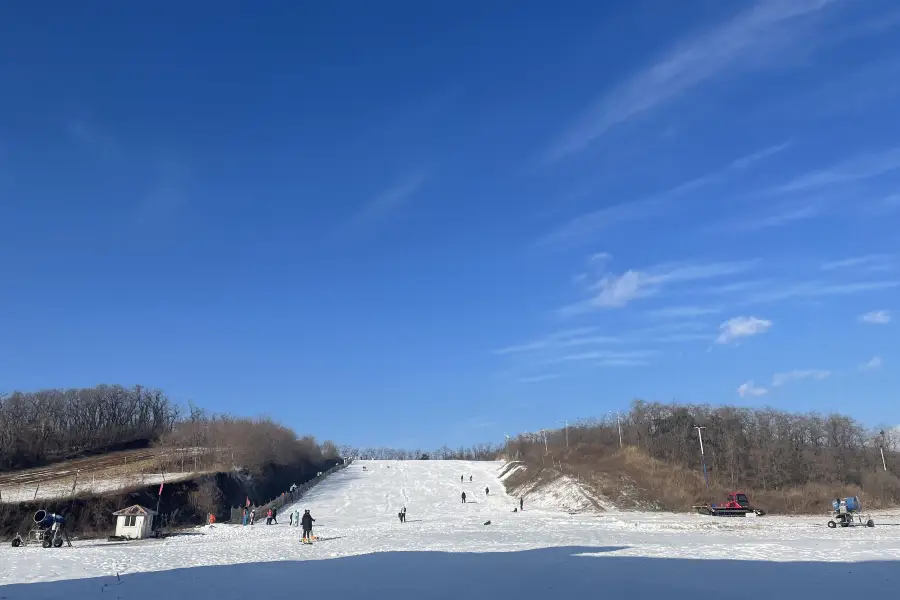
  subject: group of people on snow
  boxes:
[240,504,316,543]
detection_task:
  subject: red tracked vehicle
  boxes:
[694,491,766,517]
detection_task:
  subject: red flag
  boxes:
[158,482,164,496]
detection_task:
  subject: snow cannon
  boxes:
[827,496,873,528]
[33,510,65,529]
[831,496,860,513]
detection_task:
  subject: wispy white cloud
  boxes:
[860,310,891,324]
[518,374,562,384]
[540,144,789,247]
[562,260,755,314]
[597,358,651,368]
[647,305,722,318]
[716,316,772,344]
[494,321,709,358]
[348,172,427,228]
[551,350,657,363]
[738,280,900,304]
[493,327,603,355]
[860,356,883,371]
[771,369,830,387]
[821,254,894,272]
[775,147,900,194]
[538,199,668,248]
[546,0,836,160]
[727,205,821,231]
[738,381,768,398]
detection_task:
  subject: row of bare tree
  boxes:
[0,385,178,470]
[0,386,339,473]
[160,402,339,471]
[339,443,501,461]
[510,400,899,492]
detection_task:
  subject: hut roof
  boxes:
[112,504,158,517]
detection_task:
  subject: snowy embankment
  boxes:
[2,460,899,599]
[499,461,613,513]
[0,472,199,503]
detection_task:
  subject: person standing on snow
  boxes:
[461,492,467,503]
[520,497,524,510]
[293,509,301,527]
[271,507,278,524]
[289,511,294,527]
[469,475,472,482]
[401,506,407,523]
[301,509,315,542]
[249,509,256,525]
[461,475,464,482]
[485,487,489,496]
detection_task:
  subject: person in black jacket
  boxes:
[461,492,467,503]
[300,509,315,542]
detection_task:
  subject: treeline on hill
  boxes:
[340,444,501,461]
[509,400,900,514]
[165,402,340,472]
[0,385,339,473]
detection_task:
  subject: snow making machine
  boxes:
[10,509,72,548]
[827,496,874,529]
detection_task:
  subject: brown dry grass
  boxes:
[512,446,900,514]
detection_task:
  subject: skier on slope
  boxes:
[469,475,472,482]
[301,509,316,542]
[461,475,464,482]
[485,487,489,496]
[461,492,467,503]
[293,509,301,527]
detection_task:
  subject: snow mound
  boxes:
[499,462,614,513]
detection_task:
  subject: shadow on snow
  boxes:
[3,545,898,600]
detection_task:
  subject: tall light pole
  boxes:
[505,434,511,459]
[617,411,623,449]
[559,420,568,448]
[694,426,709,489]
[880,430,888,471]
[606,411,624,449]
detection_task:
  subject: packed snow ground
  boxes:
[2,460,899,599]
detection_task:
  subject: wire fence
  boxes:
[229,459,353,523]
[0,448,236,504]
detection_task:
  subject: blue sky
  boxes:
[1,1,898,449]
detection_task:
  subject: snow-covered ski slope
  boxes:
[3,460,900,599]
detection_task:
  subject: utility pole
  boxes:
[694,426,709,489]
[617,411,623,449]
[880,430,888,471]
